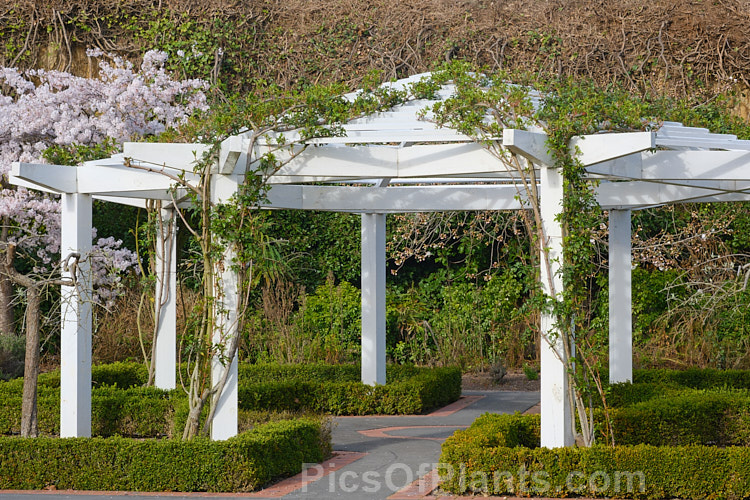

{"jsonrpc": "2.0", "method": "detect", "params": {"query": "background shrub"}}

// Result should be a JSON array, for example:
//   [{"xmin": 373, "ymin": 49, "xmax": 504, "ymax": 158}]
[{"xmin": 0, "ymin": 334, "xmax": 25, "ymax": 381}]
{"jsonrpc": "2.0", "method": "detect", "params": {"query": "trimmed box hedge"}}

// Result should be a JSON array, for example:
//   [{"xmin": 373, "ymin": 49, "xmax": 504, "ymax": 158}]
[
  {"xmin": 440, "ymin": 369, "xmax": 750, "ymax": 498},
  {"xmin": 0, "ymin": 385, "xmax": 182, "ymax": 437},
  {"xmin": 0, "ymin": 418, "xmax": 328, "ymax": 492},
  {"xmin": 439, "ymin": 413, "xmax": 750, "ymax": 499},
  {"xmin": 603, "ymin": 388, "xmax": 750, "ymax": 446},
  {"xmin": 238, "ymin": 363, "xmax": 461, "ymax": 415},
  {"xmin": 0, "ymin": 362, "xmax": 461, "ymax": 436}
]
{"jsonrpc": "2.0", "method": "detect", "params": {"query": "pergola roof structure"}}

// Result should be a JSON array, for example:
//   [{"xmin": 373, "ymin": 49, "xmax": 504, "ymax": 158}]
[{"xmin": 11, "ymin": 72, "xmax": 750, "ymax": 446}]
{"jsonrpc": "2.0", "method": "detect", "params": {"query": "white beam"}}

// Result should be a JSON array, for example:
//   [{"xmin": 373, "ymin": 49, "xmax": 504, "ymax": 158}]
[
  {"xmin": 361, "ymin": 213, "xmax": 386, "ymax": 386},
  {"xmin": 263, "ymin": 185, "xmax": 526, "ymax": 212},
  {"xmin": 211, "ymin": 247, "xmax": 239, "ymax": 441},
  {"xmin": 271, "ymin": 143, "xmax": 507, "ymax": 179},
  {"xmin": 572, "ymin": 132, "xmax": 654, "ymax": 166},
  {"xmin": 609, "ymin": 209, "xmax": 633, "ymax": 383},
  {"xmin": 588, "ymin": 150, "xmax": 750, "ymax": 181},
  {"xmin": 503, "ymin": 129, "xmax": 554, "ymax": 165},
  {"xmin": 304, "ymin": 129, "xmax": 472, "ymax": 144},
  {"xmin": 76, "ymin": 164, "xmax": 200, "ymax": 194},
  {"xmin": 93, "ymin": 195, "xmax": 148, "ymax": 208},
  {"xmin": 10, "ymin": 162, "xmax": 77, "ymax": 193},
  {"xmin": 154, "ymin": 208, "xmax": 177, "ymax": 390},
  {"xmin": 123, "ymin": 142, "xmax": 211, "ymax": 172},
  {"xmin": 219, "ymin": 135, "xmax": 245, "ymax": 174},
  {"xmin": 595, "ymin": 180, "xmax": 750, "ymax": 209},
  {"xmin": 539, "ymin": 165, "xmax": 574, "ymax": 448},
  {"xmin": 60, "ymin": 193, "xmax": 93, "ymax": 438}
]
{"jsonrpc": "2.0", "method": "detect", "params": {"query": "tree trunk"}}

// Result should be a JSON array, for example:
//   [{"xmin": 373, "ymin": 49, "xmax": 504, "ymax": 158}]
[
  {"xmin": 20, "ymin": 285, "xmax": 40, "ymax": 438},
  {"xmin": 3, "ymin": 244, "xmax": 42, "ymax": 438},
  {"xmin": 0, "ymin": 274, "xmax": 15, "ymax": 336},
  {"xmin": 182, "ymin": 387, "xmax": 208, "ymax": 440},
  {"xmin": 0, "ymin": 218, "xmax": 15, "ymax": 336}
]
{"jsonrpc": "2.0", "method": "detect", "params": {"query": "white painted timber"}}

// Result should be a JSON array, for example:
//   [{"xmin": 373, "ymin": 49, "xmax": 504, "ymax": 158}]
[
  {"xmin": 503, "ymin": 129, "xmax": 554, "ymax": 166},
  {"xmin": 609, "ymin": 209, "xmax": 633, "ymax": 383},
  {"xmin": 77, "ymin": 164, "xmax": 201, "ymax": 193},
  {"xmin": 211, "ymin": 247, "xmax": 239, "ymax": 441},
  {"xmin": 361, "ymin": 213, "xmax": 386, "ymax": 386},
  {"xmin": 10, "ymin": 162, "xmax": 77, "ymax": 193},
  {"xmin": 93, "ymin": 195, "xmax": 148, "ymax": 208},
  {"xmin": 219, "ymin": 135, "xmax": 245, "ymax": 174},
  {"xmin": 264, "ymin": 185, "xmax": 526, "ymax": 212},
  {"xmin": 587, "ymin": 151, "xmax": 750, "ymax": 181},
  {"xmin": 304, "ymin": 129, "xmax": 472, "ymax": 144},
  {"xmin": 271, "ymin": 143, "xmax": 508, "ymax": 179},
  {"xmin": 60, "ymin": 193, "xmax": 93, "ymax": 438},
  {"xmin": 539, "ymin": 165, "xmax": 574, "ymax": 448},
  {"xmin": 211, "ymin": 175, "xmax": 241, "ymax": 204},
  {"xmin": 123, "ymin": 142, "xmax": 212, "ymax": 171},
  {"xmin": 594, "ymin": 180, "xmax": 750, "ymax": 209},
  {"xmin": 17, "ymin": 72, "xmax": 750, "ymax": 451},
  {"xmin": 154, "ymin": 208, "xmax": 177, "ymax": 390},
  {"xmin": 88, "ymin": 189, "xmax": 192, "ymax": 203},
  {"xmin": 572, "ymin": 132, "xmax": 654, "ymax": 167}
]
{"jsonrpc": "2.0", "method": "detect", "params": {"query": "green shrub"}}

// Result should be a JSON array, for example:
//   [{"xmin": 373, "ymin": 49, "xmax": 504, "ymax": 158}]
[
  {"xmin": 600, "ymin": 371, "xmax": 750, "ymax": 446},
  {"xmin": 301, "ymin": 278, "xmax": 361, "ymax": 355},
  {"xmin": 604, "ymin": 389, "xmax": 750, "ymax": 446},
  {"xmin": 10, "ymin": 361, "xmax": 148, "ymax": 390},
  {"xmin": 239, "ymin": 362, "xmax": 360, "ymax": 384},
  {"xmin": 632, "ymin": 367, "xmax": 750, "ymax": 389},
  {"xmin": 0, "ymin": 334, "xmax": 25, "ymax": 381},
  {"xmin": 0, "ymin": 362, "xmax": 461, "ymax": 436},
  {"xmin": 238, "ymin": 364, "xmax": 461, "ymax": 415},
  {"xmin": 0, "ymin": 384, "xmax": 180, "ymax": 437},
  {"xmin": 523, "ymin": 363, "xmax": 539, "ymax": 381},
  {"xmin": 91, "ymin": 386, "xmax": 174, "ymax": 437},
  {"xmin": 0, "ymin": 419, "xmax": 328, "ymax": 492},
  {"xmin": 92, "ymin": 362, "xmax": 148, "ymax": 388},
  {"xmin": 439, "ymin": 413, "xmax": 750, "ymax": 498},
  {"xmin": 603, "ymin": 381, "xmax": 683, "ymax": 407}
]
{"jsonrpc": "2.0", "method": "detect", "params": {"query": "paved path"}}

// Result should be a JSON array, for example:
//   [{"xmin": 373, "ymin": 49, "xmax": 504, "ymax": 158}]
[{"xmin": 0, "ymin": 390, "xmax": 540, "ymax": 500}]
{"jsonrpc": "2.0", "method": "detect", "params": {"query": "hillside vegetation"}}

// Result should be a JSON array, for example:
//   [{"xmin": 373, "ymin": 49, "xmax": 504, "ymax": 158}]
[{"xmin": 4, "ymin": 0, "xmax": 750, "ymax": 107}]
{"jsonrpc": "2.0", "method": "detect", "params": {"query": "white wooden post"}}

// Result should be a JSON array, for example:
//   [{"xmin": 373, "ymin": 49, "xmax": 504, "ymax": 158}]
[
  {"xmin": 361, "ymin": 213, "xmax": 386, "ymax": 386},
  {"xmin": 609, "ymin": 209, "xmax": 633, "ymax": 383},
  {"xmin": 211, "ymin": 247, "xmax": 239, "ymax": 440},
  {"xmin": 60, "ymin": 193, "xmax": 93, "ymax": 438},
  {"xmin": 539, "ymin": 166, "xmax": 574, "ymax": 448},
  {"xmin": 154, "ymin": 208, "xmax": 177, "ymax": 390}
]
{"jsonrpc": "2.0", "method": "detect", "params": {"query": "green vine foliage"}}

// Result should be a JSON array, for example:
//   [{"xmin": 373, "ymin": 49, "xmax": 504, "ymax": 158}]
[{"xmin": 162, "ymin": 77, "xmax": 423, "ymax": 438}]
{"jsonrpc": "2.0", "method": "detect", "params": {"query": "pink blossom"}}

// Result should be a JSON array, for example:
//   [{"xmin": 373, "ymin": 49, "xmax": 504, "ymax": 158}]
[{"xmin": 1, "ymin": 50, "xmax": 208, "ymax": 304}]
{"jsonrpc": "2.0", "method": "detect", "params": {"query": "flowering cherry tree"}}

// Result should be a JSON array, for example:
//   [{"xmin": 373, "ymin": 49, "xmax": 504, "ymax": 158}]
[{"xmin": 0, "ymin": 49, "xmax": 208, "ymax": 436}]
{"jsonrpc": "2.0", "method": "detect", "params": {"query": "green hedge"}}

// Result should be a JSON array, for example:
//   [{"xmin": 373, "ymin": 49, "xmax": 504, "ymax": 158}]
[
  {"xmin": 632, "ymin": 367, "xmax": 750, "ymax": 389},
  {"xmin": 0, "ymin": 419, "xmax": 327, "ymax": 492},
  {"xmin": 0, "ymin": 385, "xmax": 181, "ymax": 437},
  {"xmin": 238, "ymin": 364, "xmax": 461, "ymax": 415},
  {"xmin": 440, "ymin": 413, "xmax": 750, "ymax": 499},
  {"xmin": 604, "ymin": 388, "xmax": 750, "ymax": 446},
  {"xmin": 0, "ymin": 363, "xmax": 461, "ymax": 436}
]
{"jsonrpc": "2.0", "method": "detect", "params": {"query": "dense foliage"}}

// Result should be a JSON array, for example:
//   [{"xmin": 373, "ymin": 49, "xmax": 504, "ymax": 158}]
[
  {"xmin": 0, "ymin": 361, "xmax": 461, "ymax": 436},
  {"xmin": 440, "ymin": 370, "xmax": 750, "ymax": 497},
  {"xmin": 0, "ymin": 419, "xmax": 327, "ymax": 492}
]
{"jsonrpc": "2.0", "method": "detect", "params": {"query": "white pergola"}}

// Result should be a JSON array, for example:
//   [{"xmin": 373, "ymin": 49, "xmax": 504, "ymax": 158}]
[{"xmin": 11, "ymin": 73, "xmax": 750, "ymax": 446}]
